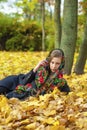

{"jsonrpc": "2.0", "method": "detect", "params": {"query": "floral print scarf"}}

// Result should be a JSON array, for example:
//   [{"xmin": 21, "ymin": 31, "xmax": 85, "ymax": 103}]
[
  {"xmin": 35, "ymin": 66, "xmax": 66, "ymax": 93},
  {"xmin": 15, "ymin": 66, "xmax": 66, "ymax": 96}
]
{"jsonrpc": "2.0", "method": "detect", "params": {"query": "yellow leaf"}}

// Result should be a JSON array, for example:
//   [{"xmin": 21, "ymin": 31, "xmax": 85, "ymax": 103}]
[
  {"xmin": 53, "ymin": 120, "xmax": 59, "ymax": 126},
  {"xmin": 5, "ymin": 115, "xmax": 13, "ymax": 124},
  {"xmin": 0, "ymin": 126, "xmax": 3, "ymax": 130},
  {"xmin": 83, "ymin": 112, "xmax": 87, "ymax": 116},
  {"xmin": 46, "ymin": 125, "xmax": 65, "ymax": 130},
  {"xmin": 20, "ymin": 119, "xmax": 30, "ymax": 125},
  {"xmin": 24, "ymin": 122, "xmax": 37, "ymax": 129},
  {"xmin": 76, "ymin": 92, "xmax": 85, "ymax": 97},
  {"xmin": 43, "ymin": 110, "xmax": 56, "ymax": 116},
  {"xmin": 0, "ymin": 96, "xmax": 11, "ymax": 117},
  {"xmin": 43, "ymin": 117, "xmax": 55, "ymax": 124},
  {"xmin": 39, "ymin": 93, "xmax": 52, "ymax": 101}
]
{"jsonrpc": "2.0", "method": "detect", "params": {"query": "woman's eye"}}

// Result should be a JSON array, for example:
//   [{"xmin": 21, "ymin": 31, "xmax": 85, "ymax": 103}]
[
  {"xmin": 51, "ymin": 61, "xmax": 54, "ymax": 64},
  {"xmin": 57, "ymin": 63, "xmax": 60, "ymax": 65}
]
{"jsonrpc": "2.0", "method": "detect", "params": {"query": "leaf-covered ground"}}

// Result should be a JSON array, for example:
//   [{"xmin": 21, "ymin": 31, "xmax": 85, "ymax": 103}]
[{"xmin": 0, "ymin": 51, "xmax": 87, "ymax": 130}]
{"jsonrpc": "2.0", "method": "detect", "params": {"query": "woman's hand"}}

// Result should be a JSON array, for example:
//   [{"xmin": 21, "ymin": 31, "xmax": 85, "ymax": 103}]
[{"xmin": 33, "ymin": 60, "xmax": 48, "ymax": 72}]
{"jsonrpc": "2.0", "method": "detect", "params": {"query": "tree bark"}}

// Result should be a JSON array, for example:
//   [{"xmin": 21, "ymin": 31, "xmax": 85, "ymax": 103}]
[
  {"xmin": 74, "ymin": 16, "xmax": 87, "ymax": 74},
  {"xmin": 54, "ymin": 0, "xmax": 61, "ymax": 48},
  {"xmin": 60, "ymin": 0, "xmax": 78, "ymax": 75},
  {"xmin": 41, "ymin": 0, "xmax": 45, "ymax": 51}
]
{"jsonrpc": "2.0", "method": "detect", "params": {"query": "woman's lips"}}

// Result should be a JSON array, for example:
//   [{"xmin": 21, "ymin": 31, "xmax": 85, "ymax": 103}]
[{"xmin": 52, "ymin": 69, "xmax": 56, "ymax": 72}]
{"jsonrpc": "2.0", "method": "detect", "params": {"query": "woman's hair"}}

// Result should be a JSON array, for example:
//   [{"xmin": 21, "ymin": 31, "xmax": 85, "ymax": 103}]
[{"xmin": 46, "ymin": 48, "xmax": 65, "ymax": 70}]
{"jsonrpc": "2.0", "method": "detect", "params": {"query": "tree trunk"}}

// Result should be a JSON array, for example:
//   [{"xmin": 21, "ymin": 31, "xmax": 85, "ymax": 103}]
[
  {"xmin": 0, "ymin": 35, "xmax": 8, "ymax": 50},
  {"xmin": 49, "ymin": 5, "xmax": 53, "ymax": 20},
  {"xmin": 74, "ymin": 16, "xmax": 87, "ymax": 74},
  {"xmin": 41, "ymin": 0, "xmax": 45, "ymax": 51},
  {"xmin": 54, "ymin": 0, "xmax": 61, "ymax": 48},
  {"xmin": 60, "ymin": 0, "xmax": 78, "ymax": 75}
]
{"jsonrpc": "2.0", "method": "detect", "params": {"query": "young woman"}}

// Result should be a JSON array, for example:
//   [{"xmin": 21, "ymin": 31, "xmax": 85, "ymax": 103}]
[{"xmin": 0, "ymin": 49, "xmax": 70, "ymax": 99}]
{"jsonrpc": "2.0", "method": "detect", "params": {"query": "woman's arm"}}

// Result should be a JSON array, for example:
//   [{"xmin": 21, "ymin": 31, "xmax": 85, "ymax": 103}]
[
  {"xmin": 18, "ymin": 69, "xmax": 36, "ymax": 85},
  {"xmin": 18, "ymin": 60, "xmax": 48, "ymax": 85},
  {"xmin": 33, "ymin": 60, "xmax": 48, "ymax": 73},
  {"xmin": 58, "ymin": 82, "xmax": 70, "ymax": 94}
]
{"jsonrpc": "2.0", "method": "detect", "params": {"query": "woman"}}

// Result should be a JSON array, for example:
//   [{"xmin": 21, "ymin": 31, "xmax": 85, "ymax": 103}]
[{"xmin": 0, "ymin": 49, "xmax": 70, "ymax": 99}]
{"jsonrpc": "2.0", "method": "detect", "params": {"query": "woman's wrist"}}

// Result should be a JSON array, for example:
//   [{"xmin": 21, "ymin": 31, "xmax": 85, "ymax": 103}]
[
  {"xmin": 33, "ymin": 68, "xmax": 37, "ymax": 73},
  {"xmin": 33, "ymin": 65, "xmax": 39, "ymax": 73},
  {"xmin": 33, "ymin": 60, "xmax": 47, "ymax": 73}
]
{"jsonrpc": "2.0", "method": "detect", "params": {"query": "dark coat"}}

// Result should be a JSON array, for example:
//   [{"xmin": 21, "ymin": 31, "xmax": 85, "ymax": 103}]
[
  {"xmin": 0, "ymin": 69, "xmax": 70, "ymax": 99},
  {"xmin": 0, "ymin": 69, "xmax": 35, "ymax": 93}
]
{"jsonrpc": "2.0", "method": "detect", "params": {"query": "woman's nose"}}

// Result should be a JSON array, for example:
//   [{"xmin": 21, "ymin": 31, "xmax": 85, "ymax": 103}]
[{"xmin": 53, "ymin": 64, "xmax": 56, "ymax": 68}]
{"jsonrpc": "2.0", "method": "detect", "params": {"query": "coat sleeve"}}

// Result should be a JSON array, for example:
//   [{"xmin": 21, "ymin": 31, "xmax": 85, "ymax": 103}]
[
  {"xmin": 58, "ymin": 83, "xmax": 71, "ymax": 94},
  {"xmin": 18, "ymin": 69, "xmax": 36, "ymax": 85}
]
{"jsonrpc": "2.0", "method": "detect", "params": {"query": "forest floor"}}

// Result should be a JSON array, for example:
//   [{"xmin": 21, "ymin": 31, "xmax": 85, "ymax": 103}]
[{"xmin": 0, "ymin": 51, "xmax": 87, "ymax": 130}]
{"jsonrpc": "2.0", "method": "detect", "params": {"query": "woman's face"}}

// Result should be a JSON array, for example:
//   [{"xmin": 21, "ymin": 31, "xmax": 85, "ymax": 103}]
[{"xmin": 50, "ymin": 57, "xmax": 62, "ymax": 73}]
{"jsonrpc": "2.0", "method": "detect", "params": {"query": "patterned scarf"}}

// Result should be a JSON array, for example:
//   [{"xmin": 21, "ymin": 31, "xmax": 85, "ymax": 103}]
[
  {"xmin": 15, "ymin": 66, "xmax": 66, "ymax": 96},
  {"xmin": 35, "ymin": 66, "xmax": 66, "ymax": 94}
]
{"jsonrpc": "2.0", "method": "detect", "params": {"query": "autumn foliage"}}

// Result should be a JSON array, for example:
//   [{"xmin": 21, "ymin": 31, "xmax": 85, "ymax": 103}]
[{"xmin": 0, "ymin": 51, "xmax": 87, "ymax": 130}]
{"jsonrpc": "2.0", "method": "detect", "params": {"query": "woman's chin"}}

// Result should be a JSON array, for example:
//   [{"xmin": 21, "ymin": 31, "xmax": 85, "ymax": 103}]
[{"xmin": 51, "ymin": 70, "xmax": 56, "ymax": 73}]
